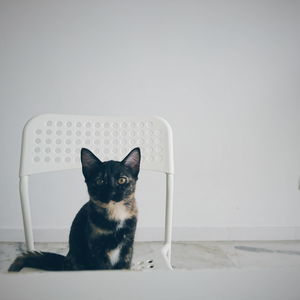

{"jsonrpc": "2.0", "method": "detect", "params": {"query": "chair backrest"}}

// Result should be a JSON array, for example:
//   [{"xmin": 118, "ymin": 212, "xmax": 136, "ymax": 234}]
[
  {"xmin": 19, "ymin": 114, "xmax": 174, "ymax": 269},
  {"xmin": 20, "ymin": 114, "xmax": 174, "ymax": 176}
]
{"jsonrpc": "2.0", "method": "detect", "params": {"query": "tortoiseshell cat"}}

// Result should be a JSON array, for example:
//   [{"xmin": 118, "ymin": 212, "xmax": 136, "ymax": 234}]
[{"xmin": 9, "ymin": 147, "xmax": 140, "ymax": 271}]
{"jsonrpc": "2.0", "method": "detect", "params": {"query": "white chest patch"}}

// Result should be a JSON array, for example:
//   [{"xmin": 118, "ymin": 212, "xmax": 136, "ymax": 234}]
[
  {"xmin": 108, "ymin": 245, "xmax": 122, "ymax": 266},
  {"xmin": 116, "ymin": 220, "xmax": 125, "ymax": 230},
  {"xmin": 107, "ymin": 202, "xmax": 130, "ymax": 222}
]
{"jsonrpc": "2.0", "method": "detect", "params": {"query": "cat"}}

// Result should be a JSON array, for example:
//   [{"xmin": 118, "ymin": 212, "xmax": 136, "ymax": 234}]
[{"xmin": 8, "ymin": 147, "xmax": 141, "ymax": 271}]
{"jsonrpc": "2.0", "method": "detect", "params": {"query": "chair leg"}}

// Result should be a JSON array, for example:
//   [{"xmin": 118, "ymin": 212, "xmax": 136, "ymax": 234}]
[
  {"xmin": 161, "ymin": 243, "xmax": 173, "ymax": 270},
  {"xmin": 19, "ymin": 176, "xmax": 34, "ymax": 251},
  {"xmin": 164, "ymin": 173, "xmax": 174, "ymax": 269}
]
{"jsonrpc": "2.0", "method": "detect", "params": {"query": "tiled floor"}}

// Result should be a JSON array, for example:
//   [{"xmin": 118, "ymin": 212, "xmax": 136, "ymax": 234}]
[{"xmin": 1, "ymin": 241, "xmax": 300, "ymax": 272}]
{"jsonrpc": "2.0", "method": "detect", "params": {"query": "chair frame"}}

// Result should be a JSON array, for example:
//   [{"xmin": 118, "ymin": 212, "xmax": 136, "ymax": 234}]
[{"xmin": 19, "ymin": 114, "xmax": 174, "ymax": 270}]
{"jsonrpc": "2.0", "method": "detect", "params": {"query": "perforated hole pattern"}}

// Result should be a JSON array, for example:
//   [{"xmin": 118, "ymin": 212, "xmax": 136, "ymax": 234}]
[{"xmin": 31, "ymin": 119, "xmax": 165, "ymax": 164}]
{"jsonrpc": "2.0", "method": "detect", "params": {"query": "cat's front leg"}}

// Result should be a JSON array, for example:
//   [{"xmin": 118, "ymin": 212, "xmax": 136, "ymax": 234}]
[{"xmin": 111, "ymin": 244, "xmax": 133, "ymax": 270}]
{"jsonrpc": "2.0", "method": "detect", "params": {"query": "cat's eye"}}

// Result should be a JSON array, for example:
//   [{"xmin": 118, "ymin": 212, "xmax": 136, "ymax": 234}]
[
  {"xmin": 117, "ymin": 177, "xmax": 127, "ymax": 185},
  {"xmin": 96, "ymin": 178, "xmax": 104, "ymax": 185}
]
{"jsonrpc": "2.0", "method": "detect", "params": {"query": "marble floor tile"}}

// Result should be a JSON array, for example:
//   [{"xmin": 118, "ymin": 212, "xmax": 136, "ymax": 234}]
[
  {"xmin": 230, "ymin": 241, "xmax": 300, "ymax": 269},
  {"xmin": 1, "ymin": 241, "xmax": 300, "ymax": 272},
  {"xmin": 171, "ymin": 242, "xmax": 236, "ymax": 269}
]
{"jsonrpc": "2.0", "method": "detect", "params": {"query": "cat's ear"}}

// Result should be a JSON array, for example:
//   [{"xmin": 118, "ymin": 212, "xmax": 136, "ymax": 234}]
[
  {"xmin": 81, "ymin": 148, "xmax": 102, "ymax": 178},
  {"xmin": 122, "ymin": 147, "xmax": 141, "ymax": 178}
]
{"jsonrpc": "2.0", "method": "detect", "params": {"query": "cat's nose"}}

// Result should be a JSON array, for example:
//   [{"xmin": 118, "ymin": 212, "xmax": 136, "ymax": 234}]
[{"xmin": 109, "ymin": 191, "xmax": 116, "ymax": 199}]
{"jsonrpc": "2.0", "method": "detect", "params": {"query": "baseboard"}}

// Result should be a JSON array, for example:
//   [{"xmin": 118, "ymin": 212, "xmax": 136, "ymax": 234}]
[{"xmin": 1, "ymin": 227, "xmax": 300, "ymax": 242}]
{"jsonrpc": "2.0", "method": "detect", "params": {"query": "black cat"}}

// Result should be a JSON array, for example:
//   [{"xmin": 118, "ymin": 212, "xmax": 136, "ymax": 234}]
[{"xmin": 9, "ymin": 147, "xmax": 141, "ymax": 271}]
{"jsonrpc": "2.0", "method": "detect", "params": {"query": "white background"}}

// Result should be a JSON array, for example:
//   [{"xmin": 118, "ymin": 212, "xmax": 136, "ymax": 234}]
[{"xmin": 0, "ymin": 0, "xmax": 300, "ymax": 241}]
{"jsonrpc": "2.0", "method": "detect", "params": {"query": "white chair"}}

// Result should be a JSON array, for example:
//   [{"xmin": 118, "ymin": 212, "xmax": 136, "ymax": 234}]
[{"xmin": 19, "ymin": 114, "xmax": 174, "ymax": 270}]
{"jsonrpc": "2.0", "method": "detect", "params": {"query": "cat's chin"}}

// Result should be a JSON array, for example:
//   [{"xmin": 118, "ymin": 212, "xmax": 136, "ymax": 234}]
[
  {"xmin": 110, "ymin": 199, "xmax": 123, "ymax": 203},
  {"xmin": 90, "ymin": 197, "xmax": 109, "ymax": 205},
  {"xmin": 90, "ymin": 197, "xmax": 123, "ymax": 204}
]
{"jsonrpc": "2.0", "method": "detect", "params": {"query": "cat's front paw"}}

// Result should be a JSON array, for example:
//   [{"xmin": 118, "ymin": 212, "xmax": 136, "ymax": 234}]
[{"xmin": 131, "ymin": 259, "xmax": 154, "ymax": 271}]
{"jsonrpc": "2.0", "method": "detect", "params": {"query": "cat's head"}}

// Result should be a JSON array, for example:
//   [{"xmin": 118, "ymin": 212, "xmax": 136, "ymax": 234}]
[{"xmin": 81, "ymin": 147, "xmax": 141, "ymax": 203}]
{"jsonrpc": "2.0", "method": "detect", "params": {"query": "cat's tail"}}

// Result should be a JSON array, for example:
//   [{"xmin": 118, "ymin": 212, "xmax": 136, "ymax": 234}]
[{"xmin": 8, "ymin": 251, "xmax": 66, "ymax": 272}]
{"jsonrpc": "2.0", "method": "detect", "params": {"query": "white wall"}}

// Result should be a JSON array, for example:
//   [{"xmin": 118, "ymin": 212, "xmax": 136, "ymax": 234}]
[{"xmin": 1, "ymin": 0, "xmax": 300, "ymax": 241}]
